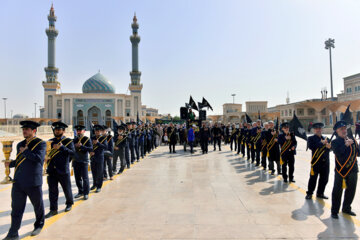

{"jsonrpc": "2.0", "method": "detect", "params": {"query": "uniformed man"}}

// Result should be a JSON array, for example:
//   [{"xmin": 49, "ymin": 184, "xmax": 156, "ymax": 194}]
[
  {"xmin": 137, "ymin": 124, "xmax": 145, "ymax": 159},
  {"xmin": 167, "ymin": 123, "xmax": 177, "ymax": 153},
  {"xmin": 113, "ymin": 126, "xmax": 127, "ymax": 174},
  {"xmin": 331, "ymin": 120, "xmax": 359, "ymax": 219},
  {"xmin": 73, "ymin": 125, "xmax": 93, "ymax": 201},
  {"xmin": 260, "ymin": 122, "xmax": 269, "ymax": 170},
  {"xmin": 103, "ymin": 126, "xmax": 113, "ymax": 180},
  {"xmin": 236, "ymin": 123, "xmax": 244, "ymax": 155},
  {"xmin": 147, "ymin": 124, "xmax": 153, "ymax": 153},
  {"xmin": 45, "ymin": 121, "xmax": 74, "ymax": 218},
  {"xmin": 212, "ymin": 123, "xmax": 222, "ymax": 151},
  {"xmin": 305, "ymin": 122, "xmax": 330, "ymax": 200},
  {"xmin": 230, "ymin": 124, "xmax": 238, "ymax": 151},
  {"xmin": 127, "ymin": 122, "xmax": 136, "ymax": 164},
  {"xmin": 266, "ymin": 121, "xmax": 281, "ymax": 175},
  {"xmin": 133, "ymin": 122, "xmax": 140, "ymax": 162},
  {"xmin": 90, "ymin": 125, "xmax": 108, "ymax": 193},
  {"xmin": 124, "ymin": 123, "xmax": 131, "ymax": 168},
  {"xmin": 278, "ymin": 122, "xmax": 297, "ymax": 183},
  {"xmin": 3, "ymin": 121, "xmax": 46, "ymax": 240},
  {"xmin": 245, "ymin": 123, "xmax": 251, "ymax": 160},
  {"xmin": 253, "ymin": 121, "xmax": 263, "ymax": 166}
]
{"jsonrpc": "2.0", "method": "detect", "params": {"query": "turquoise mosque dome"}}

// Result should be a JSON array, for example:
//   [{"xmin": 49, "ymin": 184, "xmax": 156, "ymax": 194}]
[{"xmin": 82, "ymin": 72, "xmax": 116, "ymax": 93}]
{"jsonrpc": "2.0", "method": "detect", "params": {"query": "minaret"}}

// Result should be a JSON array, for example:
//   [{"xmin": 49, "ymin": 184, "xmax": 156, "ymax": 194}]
[
  {"xmin": 42, "ymin": 4, "xmax": 61, "ymax": 118},
  {"xmin": 129, "ymin": 14, "xmax": 143, "ymax": 117}
]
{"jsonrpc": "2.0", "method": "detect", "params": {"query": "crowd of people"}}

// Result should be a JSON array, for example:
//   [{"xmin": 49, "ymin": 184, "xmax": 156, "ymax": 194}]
[{"xmin": 2, "ymin": 117, "xmax": 359, "ymax": 240}]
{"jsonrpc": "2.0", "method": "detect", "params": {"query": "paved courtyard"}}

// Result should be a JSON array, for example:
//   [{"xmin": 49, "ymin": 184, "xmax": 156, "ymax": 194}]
[{"xmin": 0, "ymin": 137, "xmax": 360, "ymax": 239}]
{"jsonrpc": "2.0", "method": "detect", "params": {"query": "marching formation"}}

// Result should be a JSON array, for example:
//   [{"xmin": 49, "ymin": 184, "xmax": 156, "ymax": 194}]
[
  {"xmin": 2, "ymin": 107, "xmax": 360, "ymax": 239},
  {"xmin": 2, "ymin": 120, "xmax": 161, "ymax": 240}
]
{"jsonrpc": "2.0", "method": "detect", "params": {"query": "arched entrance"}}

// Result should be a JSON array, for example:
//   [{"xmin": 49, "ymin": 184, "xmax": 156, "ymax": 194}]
[
  {"xmin": 88, "ymin": 106, "xmax": 101, "ymax": 125},
  {"xmin": 77, "ymin": 110, "xmax": 84, "ymax": 126},
  {"xmin": 105, "ymin": 110, "xmax": 112, "ymax": 128}
]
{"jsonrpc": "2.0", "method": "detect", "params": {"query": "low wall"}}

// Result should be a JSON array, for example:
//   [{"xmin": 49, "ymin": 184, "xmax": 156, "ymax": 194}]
[{"xmin": 0, "ymin": 125, "xmax": 73, "ymax": 136}]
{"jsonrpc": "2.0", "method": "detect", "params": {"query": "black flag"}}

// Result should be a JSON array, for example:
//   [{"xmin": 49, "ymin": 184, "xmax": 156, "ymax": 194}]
[
  {"xmin": 245, "ymin": 113, "xmax": 252, "ymax": 124},
  {"xmin": 189, "ymin": 96, "xmax": 199, "ymax": 111},
  {"xmin": 137, "ymin": 112, "xmax": 140, "ymax": 124},
  {"xmin": 289, "ymin": 113, "xmax": 307, "ymax": 141},
  {"xmin": 185, "ymin": 103, "xmax": 191, "ymax": 109},
  {"xmin": 341, "ymin": 104, "xmax": 354, "ymax": 139},
  {"xmin": 202, "ymin": 97, "xmax": 213, "ymax": 111},
  {"xmin": 198, "ymin": 102, "xmax": 205, "ymax": 110},
  {"xmin": 275, "ymin": 117, "xmax": 279, "ymax": 131},
  {"xmin": 112, "ymin": 119, "xmax": 119, "ymax": 138},
  {"xmin": 89, "ymin": 120, "xmax": 95, "ymax": 138}
]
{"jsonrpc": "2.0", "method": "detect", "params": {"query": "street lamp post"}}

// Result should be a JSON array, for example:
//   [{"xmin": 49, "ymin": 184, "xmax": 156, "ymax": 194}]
[
  {"xmin": 325, "ymin": 38, "xmax": 335, "ymax": 99},
  {"xmin": 34, "ymin": 103, "xmax": 37, "ymax": 118},
  {"xmin": 231, "ymin": 94, "xmax": 236, "ymax": 104},
  {"xmin": 2, "ymin": 98, "xmax": 7, "ymax": 119}
]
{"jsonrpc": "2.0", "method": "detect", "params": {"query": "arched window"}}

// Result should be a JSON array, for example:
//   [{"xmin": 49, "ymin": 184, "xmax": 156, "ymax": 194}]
[
  {"xmin": 77, "ymin": 110, "xmax": 84, "ymax": 126},
  {"xmin": 105, "ymin": 110, "xmax": 112, "ymax": 128}
]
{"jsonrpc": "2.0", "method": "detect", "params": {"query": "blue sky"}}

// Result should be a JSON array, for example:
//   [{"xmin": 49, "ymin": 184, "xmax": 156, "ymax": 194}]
[{"xmin": 1, "ymin": 0, "xmax": 360, "ymax": 118}]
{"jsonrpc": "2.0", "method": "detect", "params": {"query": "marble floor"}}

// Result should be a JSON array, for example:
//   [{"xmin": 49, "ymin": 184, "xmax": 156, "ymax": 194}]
[{"xmin": 0, "ymin": 138, "xmax": 360, "ymax": 239}]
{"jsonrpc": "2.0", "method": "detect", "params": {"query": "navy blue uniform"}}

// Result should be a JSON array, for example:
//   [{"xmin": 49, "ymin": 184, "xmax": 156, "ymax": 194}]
[
  {"xmin": 47, "ymin": 136, "xmax": 75, "ymax": 211},
  {"xmin": 331, "ymin": 137, "xmax": 359, "ymax": 215},
  {"xmin": 134, "ymin": 129, "xmax": 140, "ymax": 161},
  {"xmin": 73, "ymin": 135, "xmax": 93, "ymax": 195},
  {"xmin": 7, "ymin": 137, "xmax": 46, "ymax": 238},
  {"xmin": 260, "ymin": 129, "xmax": 268, "ymax": 169},
  {"xmin": 104, "ymin": 134, "xmax": 114, "ymax": 178},
  {"xmin": 113, "ymin": 134, "xmax": 127, "ymax": 173},
  {"xmin": 90, "ymin": 135, "xmax": 107, "ymax": 189},
  {"xmin": 266, "ymin": 129, "xmax": 281, "ymax": 174},
  {"xmin": 278, "ymin": 133, "xmax": 297, "ymax": 181},
  {"xmin": 128, "ymin": 130, "xmax": 136, "ymax": 163},
  {"xmin": 306, "ymin": 134, "xmax": 330, "ymax": 196}
]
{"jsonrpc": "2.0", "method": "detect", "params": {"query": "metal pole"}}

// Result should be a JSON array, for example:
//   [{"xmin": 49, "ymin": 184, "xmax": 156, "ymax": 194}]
[
  {"xmin": 34, "ymin": 103, "xmax": 37, "ymax": 118},
  {"xmin": 2, "ymin": 98, "xmax": 7, "ymax": 119},
  {"xmin": 329, "ymin": 47, "xmax": 334, "ymax": 99}
]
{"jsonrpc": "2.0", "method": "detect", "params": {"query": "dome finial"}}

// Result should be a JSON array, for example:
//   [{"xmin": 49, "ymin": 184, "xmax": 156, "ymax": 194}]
[{"xmin": 133, "ymin": 12, "xmax": 137, "ymax": 23}]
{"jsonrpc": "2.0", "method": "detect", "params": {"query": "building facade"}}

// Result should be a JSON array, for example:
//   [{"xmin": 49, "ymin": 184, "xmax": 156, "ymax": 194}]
[{"xmin": 40, "ymin": 5, "xmax": 157, "ymax": 128}]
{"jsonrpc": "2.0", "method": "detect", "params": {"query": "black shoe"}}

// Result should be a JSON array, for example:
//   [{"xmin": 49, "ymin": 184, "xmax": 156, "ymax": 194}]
[
  {"xmin": 74, "ymin": 193, "xmax": 83, "ymax": 199},
  {"xmin": 173, "ymin": 151, "xmax": 176, "ymax": 153},
  {"xmin": 219, "ymin": 149, "xmax": 221, "ymax": 151},
  {"xmin": 2, "ymin": 236, "xmax": 19, "ymax": 240},
  {"xmin": 305, "ymin": 194, "xmax": 312, "ymax": 200},
  {"xmin": 214, "ymin": 148, "xmax": 216, "ymax": 151},
  {"xmin": 83, "ymin": 195, "xmax": 89, "ymax": 200},
  {"xmin": 271, "ymin": 170, "xmax": 275, "ymax": 175},
  {"xmin": 137, "ymin": 159, "xmax": 140, "ymax": 162},
  {"xmin": 90, "ymin": 186, "xmax": 96, "ymax": 191},
  {"xmin": 127, "ymin": 165, "xmax": 130, "ymax": 169},
  {"xmin": 95, "ymin": 188, "xmax": 101, "ymax": 193},
  {"xmin": 283, "ymin": 179, "xmax": 288, "ymax": 183},
  {"xmin": 65, "ymin": 205, "xmax": 72, "ymax": 212},
  {"xmin": 30, "ymin": 227, "xmax": 42, "ymax": 236},
  {"xmin": 316, "ymin": 194, "xmax": 328, "ymax": 199},
  {"xmin": 343, "ymin": 210, "xmax": 356, "ymax": 216},
  {"xmin": 45, "ymin": 210, "xmax": 58, "ymax": 218},
  {"xmin": 289, "ymin": 180, "xmax": 295, "ymax": 183},
  {"xmin": 331, "ymin": 213, "xmax": 339, "ymax": 219},
  {"xmin": 255, "ymin": 164, "xmax": 259, "ymax": 167}
]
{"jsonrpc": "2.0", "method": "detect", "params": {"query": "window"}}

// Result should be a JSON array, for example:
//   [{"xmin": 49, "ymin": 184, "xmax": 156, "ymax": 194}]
[
  {"xmin": 57, "ymin": 100, "xmax": 62, "ymax": 107},
  {"xmin": 125, "ymin": 109, "xmax": 131, "ymax": 116},
  {"xmin": 347, "ymin": 87, "xmax": 352, "ymax": 93},
  {"xmin": 297, "ymin": 109, "xmax": 304, "ymax": 116},
  {"xmin": 356, "ymin": 86, "xmax": 358, "ymax": 92},
  {"xmin": 126, "ymin": 100, "xmax": 131, "ymax": 107},
  {"xmin": 289, "ymin": 109, "xmax": 292, "ymax": 116},
  {"xmin": 308, "ymin": 108, "xmax": 315, "ymax": 116}
]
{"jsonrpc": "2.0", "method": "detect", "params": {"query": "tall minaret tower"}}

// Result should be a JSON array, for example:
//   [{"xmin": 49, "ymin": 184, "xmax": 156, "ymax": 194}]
[
  {"xmin": 42, "ymin": 4, "xmax": 61, "ymax": 118},
  {"xmin": 129, "ymin": 14, "xmax": 143, "ymax": 117}
]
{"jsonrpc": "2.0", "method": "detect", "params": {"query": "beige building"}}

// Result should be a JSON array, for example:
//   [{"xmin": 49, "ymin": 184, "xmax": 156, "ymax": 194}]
[
  {"xmin": 245, "ymin": 101, "xmax": 267, "ymax": 113},
  {"xmin": 337, "ymin": 73, "xmax": 360, "ymax": 102}
]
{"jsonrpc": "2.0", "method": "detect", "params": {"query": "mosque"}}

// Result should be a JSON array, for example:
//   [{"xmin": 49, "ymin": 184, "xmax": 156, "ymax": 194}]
[{"xmin": 40, "ymin": 5, "xmax": 158, "ymax": 128}]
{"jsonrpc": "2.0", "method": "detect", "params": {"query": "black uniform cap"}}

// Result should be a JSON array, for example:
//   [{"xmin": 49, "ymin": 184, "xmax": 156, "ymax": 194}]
[
  {"xmin": 93, "ymin": 124, "xmax": 104, "ymax": 130},
  {"xmin": 333, "ymin": 120, "xmax": 347, "ymax": 131},
  {"xmin": 280, "ymin": 122, "xmax": 289, "ymax": 129},
  {"xmin": 52, "ymin": 121, "xmax": 68, "ymax": 129},
  {"xmin": 74, "ymin": 125, "xmax": 86, "ymax": 130},
  {"xmin": 312, "ymin": 122, "xmax": 324, "ymax": 129},
  {"xmin": 20, "ymin": 120, "xmax": 40, "ymax": 129}
]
